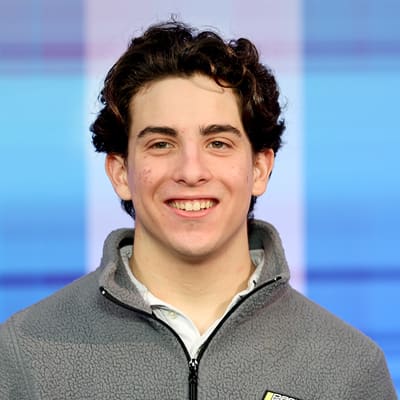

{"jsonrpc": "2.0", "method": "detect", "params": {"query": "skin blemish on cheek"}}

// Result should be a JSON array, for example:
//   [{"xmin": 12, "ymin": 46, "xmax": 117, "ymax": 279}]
[{"xmin": 140, "ymin": 168, "xmax": 153, "ymax": 183}]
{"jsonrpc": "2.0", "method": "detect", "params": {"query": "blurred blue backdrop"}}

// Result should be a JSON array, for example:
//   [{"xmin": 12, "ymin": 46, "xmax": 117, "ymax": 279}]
[{"xmin": 1, "ymin": 0, "xmax": 399, "ymax": 393}]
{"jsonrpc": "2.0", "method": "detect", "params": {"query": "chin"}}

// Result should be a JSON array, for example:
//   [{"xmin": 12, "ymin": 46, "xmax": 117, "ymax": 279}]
[{"xmin": 171, "ymin": 242, "xmax": 219, "ymax": 262}]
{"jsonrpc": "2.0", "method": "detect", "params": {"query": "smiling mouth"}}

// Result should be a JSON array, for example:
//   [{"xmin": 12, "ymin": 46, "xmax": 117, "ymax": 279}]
[{"xmin": 167, "ymin": 199, "xmax": 217, "ymax": 211}]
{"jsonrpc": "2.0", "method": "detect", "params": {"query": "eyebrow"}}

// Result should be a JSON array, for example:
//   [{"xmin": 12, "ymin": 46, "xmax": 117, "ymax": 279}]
[
  {"xmin": 137, "ymin": 126, "xmax": 177, "ymax": 139},
  {"xmin": 200, "ymin": 124, "xmax": 242, "ymax": 137},
  {"xmin": 137, "ymin": 124, "xmax": 242, "ymax": 139}
]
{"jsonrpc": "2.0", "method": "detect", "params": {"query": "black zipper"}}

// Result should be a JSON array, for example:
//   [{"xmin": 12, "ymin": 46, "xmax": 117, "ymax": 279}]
[
  {"xmin": 100, "ymin": 274, "xmax": 282, "ymax": 399},
  {"xmin": 188, "ymin": 358, "xmax": 199, "ymax": 400}
]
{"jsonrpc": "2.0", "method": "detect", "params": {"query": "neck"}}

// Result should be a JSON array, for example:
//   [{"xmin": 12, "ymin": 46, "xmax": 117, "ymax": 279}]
[{"xmin": 130, "ymin": 231, "xmax": 254, "ymax": 334}]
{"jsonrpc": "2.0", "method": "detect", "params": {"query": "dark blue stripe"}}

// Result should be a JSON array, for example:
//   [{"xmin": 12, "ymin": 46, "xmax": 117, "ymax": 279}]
[
  {"xmin": 307, "ymin": 268, "xmax": 400, "ymax": 282},
  {"xmin": 2, "ymin": 268, "xmax": 400, "ymax": 287},
  {"xmin": 0, "ymin": 273, "xmax": 83, "ymax": 287}
]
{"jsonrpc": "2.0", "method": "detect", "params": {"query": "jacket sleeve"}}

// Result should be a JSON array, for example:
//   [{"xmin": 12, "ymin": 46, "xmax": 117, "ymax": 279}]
[
  {"xmin": 352, "ymin": 345, "xmax": 398, "ymax": 399},
  {"xmin": 0, "ymin": 319, "xmax": 31, "ymax": 400}
]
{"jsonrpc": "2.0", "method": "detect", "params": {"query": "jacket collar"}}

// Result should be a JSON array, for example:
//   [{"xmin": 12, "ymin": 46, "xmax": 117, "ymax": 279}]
[
  {"xmin": 98, "ymin": 219, "xmax": 290, "ymax": 312},
  {"xmin": 248, "ymin": 219, "xmax": 291, "ymax": 284}
]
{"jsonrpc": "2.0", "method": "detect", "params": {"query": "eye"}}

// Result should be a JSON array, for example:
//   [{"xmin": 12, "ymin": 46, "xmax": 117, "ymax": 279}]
[
  {"xmin": 150, "ymin": 141, "xmax": 173, "ymax": 149},
  {"xmin": 208, "ymin": 140, "xmax": 230, "ymax": 149}
]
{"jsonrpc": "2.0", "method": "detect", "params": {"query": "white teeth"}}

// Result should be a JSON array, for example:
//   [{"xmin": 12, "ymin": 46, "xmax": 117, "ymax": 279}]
[
  {"xmin": 193, "ymin": 201, "xmax": 201, "ymax": 211},
  {"xmin": 169, "ymin": 200, "xmax": 215, "ymax": 211}
]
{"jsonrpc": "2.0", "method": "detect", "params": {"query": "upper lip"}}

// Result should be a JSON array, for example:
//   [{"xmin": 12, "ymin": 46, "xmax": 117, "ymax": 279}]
[{"xmin": 165, "ymin": 195, "xmax": 218, "ymax": 202}]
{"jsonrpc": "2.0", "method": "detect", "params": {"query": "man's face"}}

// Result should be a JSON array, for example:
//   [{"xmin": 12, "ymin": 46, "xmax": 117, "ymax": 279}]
[{"xmin": 107, "ymin": 74, "xmax": 274, "ymax": 262}]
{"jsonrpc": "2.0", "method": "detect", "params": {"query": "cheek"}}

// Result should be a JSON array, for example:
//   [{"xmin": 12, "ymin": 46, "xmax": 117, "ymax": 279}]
[
  {"xmin": 128, "ymin": 167, "xmax": 153, "ymax": 198},
  {"xmin": 228, "ymin": 164, "xmax": 254, "ymax": 190},
  {"xmin": 129, "ymin": 154, "xmax": 154, "ymax": 185},
  {"xmin": 230, "ymin": 157, "xmax": 254, "ymax": 183}
]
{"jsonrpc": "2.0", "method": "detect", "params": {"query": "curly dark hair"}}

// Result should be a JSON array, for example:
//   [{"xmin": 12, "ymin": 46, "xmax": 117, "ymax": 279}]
[{"xmin": 91, "ymin": 20, "xmax": 285, "ymax": 219}]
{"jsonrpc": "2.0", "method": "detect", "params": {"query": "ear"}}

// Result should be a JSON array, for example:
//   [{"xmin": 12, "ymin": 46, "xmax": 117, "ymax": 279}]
[
  {"xmin": 252, "ymin": 149, "xmax": 275, "ymax": 196},
  {"xmin": 105, "ymin": 154, "xmax": 132, "ymax": 200}
]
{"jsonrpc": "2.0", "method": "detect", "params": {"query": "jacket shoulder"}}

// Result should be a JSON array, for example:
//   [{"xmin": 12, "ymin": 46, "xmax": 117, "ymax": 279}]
[
  {"xmin": 285, "ymin": 288, "xmax": 379, "ymax": 350},
  {"xmin": 0, "ymin": 270, "xmax": 101, "ymax": 339},
  {"xmin": 0, "ymin": 272, "xmax": 99, "ymax": 400}
]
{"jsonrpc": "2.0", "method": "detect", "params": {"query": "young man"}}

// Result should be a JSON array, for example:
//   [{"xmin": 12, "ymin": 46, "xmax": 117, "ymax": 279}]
[{"xmin": 0, "ymin": 21, "xmax": 397, "ymax": 399}]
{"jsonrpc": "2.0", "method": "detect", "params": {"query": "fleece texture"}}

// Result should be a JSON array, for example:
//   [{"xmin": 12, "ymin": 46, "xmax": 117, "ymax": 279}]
[{"xmin": 0, "ymin": 220, "xmax": 397, "ymax": 399}]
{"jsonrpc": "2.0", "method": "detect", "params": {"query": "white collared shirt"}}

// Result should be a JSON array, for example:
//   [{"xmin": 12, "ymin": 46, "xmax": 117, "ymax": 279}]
[{"xmin": 120, "ymin": 246, "xmax": 264, "ymax": 358}]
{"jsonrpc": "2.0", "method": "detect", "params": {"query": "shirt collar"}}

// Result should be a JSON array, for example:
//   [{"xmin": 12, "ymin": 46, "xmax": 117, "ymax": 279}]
[{"xmin": 119, "ymin": 245, "xmax": 265, "ymax": 308}]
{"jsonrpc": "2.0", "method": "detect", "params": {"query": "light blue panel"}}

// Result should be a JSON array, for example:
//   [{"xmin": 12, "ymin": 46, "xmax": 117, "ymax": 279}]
[
  {"xmin": 0, "ymin": 0, "xmax": 85, "ymax": 322},
  {"xmin": 306, "ymin": 72, "xmax": 400, "ymax": 269},
  {"xmin": 305, "ymin": 0, "xmax": 400, "ymax": 393},
  {"xmin": 0, "ymin": 76, "xmax": 85, "ymax": 321},
  {"xmin": 305, "ymin": 71, "xmax": 400, "ymax": 393}
]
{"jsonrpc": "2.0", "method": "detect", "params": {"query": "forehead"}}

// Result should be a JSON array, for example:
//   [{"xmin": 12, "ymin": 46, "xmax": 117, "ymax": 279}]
[{"xmin": 128, "ymin": 75, "xmax": 243, "ymax": 133}]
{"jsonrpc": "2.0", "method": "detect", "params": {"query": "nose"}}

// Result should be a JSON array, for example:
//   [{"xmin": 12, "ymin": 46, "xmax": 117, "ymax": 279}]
[{"xmin": 172, "ymin": 143, "xmax": 212, "ymax": 186}]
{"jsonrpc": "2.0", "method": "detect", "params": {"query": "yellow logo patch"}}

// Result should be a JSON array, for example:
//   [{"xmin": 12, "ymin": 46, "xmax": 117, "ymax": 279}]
[{"xmin": 263, "ymin": 391, "xmax": 302, "ymax": 400}]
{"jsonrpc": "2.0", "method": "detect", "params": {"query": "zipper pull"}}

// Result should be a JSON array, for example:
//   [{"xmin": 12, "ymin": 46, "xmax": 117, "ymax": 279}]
[{"xmin": 188, "ymin": 358, "xmax": 198, "ymax": 400}]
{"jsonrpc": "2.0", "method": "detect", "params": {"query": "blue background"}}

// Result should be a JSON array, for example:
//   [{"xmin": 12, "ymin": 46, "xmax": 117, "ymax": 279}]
[
  {"xmin": 304, "ymin": 0, "xmax": 400, "ymax": 391},
  {"xmin": 1, "ymin": 0, "xmax": 399, "ymax": 393}
]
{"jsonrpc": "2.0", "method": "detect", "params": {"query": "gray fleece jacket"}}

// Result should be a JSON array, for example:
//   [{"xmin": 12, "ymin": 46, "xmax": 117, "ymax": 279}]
[{"xmin": 0, "ymin": 220, "xmax": 397, "ymax": 399}]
